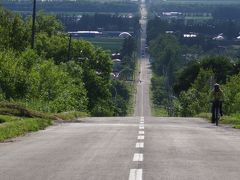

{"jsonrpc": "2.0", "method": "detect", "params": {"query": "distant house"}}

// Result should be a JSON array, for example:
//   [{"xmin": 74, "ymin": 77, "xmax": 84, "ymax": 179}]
[
  {"xmin": 162, "ymin": 12, "xmax": 182, "ymax": 16},
  {"xmin": 165, "ymin": 31, "xmax": 174, "ymax": 34},
  {"xmin": 111, "ymin": 53, "xmax": 122, "ymax": 60},
  {"xmin": 68, "ymin": 31, "xmax": 102, "ymax": 37},
  {"xmin": 161, "ymin": 12, "xmax": 183, "ymax": 19},
  {"xmin": 119, "ymin": 32, "xmax": 132, "ymax": 38},
  {"xmin": 183, "ymin": 33, "xmax": 197, "ymax": 38},
  {"xmin": 111, "ymin": 53, "xmax": 122, "ymax": 73},
  {"xmin": 213, "ymin": 33, "xmax": 225, "ymax": 41}
]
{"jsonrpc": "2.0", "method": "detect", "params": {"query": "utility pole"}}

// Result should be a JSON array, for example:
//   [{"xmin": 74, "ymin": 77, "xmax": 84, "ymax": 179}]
[
  {"xmin": 67, "ymin": 33, "xmax": 72, "ymax": 61},
  {"xmin": 31, "ymin": 0, "xmax": 36, "ymax": 49}
]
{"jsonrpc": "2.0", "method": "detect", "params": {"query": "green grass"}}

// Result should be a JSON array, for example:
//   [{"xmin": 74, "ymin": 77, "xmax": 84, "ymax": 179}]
[
  {"xmin": 126, "ymin": 81, "xmax": 135, "ymax": 116},
  {"xmin": 55, "ymin": 111, "xmax": 89, "ymax": 121},
  {"xmin": 196, "ymin": 112, "xmax": 211, "ymax": 120},
  {"xmin": 152, "ymin": 105, "xmax": 169, "ymax": 117},
  {"xmin": 82, "ymin": 37, "xmax": 124, "ymax": 52},
  {"xmin": 127, "ymin": 55, "xmax": 139, "ymax": 116},
  {"xmin": 221, "ymin": 114, "xmax": 240, "ymax": 129},
  {"xmin": 185, "ymin": 16, "xmax": 212, "ymax": 20},
  {"xmin": 0, "ymin": 102, "xmax": 89, "ymax": 142},
  {"xmin": 196, "ymin": 112, "xmax": 240, "ymax": 129},
  {"xmin": 0, "ymin": 102, "xmax": 56, "ymax": 120},
  {"xmin": 0, "ymin": 115, "xmax": 52, "ymax": 142}
]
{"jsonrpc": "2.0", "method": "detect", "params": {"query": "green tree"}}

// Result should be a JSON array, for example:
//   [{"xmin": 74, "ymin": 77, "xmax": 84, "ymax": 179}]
[
  {"xmin": 0, "ymin": 8, "xmax": 30, "ymax": 51},
  {"xmin": 35, "ymin": 12, "xmax": 63, "ymax": 37},
  {"xmin": 174, "ymin": 56, "xmax": 234, "ymax": 95},
  {"xmin": 177, "ymin": 69, "xmax": 214, "ymax": 117},
  {"xmin": 223, "ymin": 73, "xmax": 240, "ymax": 114}
]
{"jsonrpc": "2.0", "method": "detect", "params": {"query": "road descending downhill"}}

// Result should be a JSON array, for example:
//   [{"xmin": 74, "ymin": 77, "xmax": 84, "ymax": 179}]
[{"xmin": 1, "ymin": 1, "xmax": 240, "ymax": 180}]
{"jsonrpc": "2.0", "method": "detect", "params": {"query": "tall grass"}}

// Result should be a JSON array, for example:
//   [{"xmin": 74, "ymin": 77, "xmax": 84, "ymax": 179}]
[{"xmin": 0, "ymin": 115, "xmax": 52, "ymax": 142}]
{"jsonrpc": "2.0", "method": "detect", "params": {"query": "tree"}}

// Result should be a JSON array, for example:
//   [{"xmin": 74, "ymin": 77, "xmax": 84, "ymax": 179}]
[
  {"xmin": 174, "ymin": 62, "xmax": 201, "ymax": 95},
  {"xmin": 223, "ymin": 73, "xmax": 240, "ymax": 114},
  {"xmin": 149, "ymin": 34, "xmax": 181, "ymax": 82},
  {"xmin": 174, "ymin": 56, "xmax": 234, "ymax": 95},
  {"xmin": 33, "ymin": 12, "xmax": 63, "ymax": 37},
  {"xmin": 0, "ymin": 8, "xmax": 30, "ymax": 51},
  {"xmin": 177, "ymin": 69, "xmax": 214, "ymax": 117}
]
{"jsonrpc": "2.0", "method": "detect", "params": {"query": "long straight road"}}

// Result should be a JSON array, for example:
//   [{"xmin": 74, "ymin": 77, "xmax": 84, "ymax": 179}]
[
  {"xmin": 1, "ymin": 1, "xmax": 240, "ymax": 180},
  {"xmin": 134, "ymin": 1, "xmax": 151, "ymax": 117}
]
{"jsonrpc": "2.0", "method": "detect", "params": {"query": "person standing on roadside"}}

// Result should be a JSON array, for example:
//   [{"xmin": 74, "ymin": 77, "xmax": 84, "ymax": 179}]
[{"xmin": 210, "ymin": 83, "xmax": 224, "ymax": 123}]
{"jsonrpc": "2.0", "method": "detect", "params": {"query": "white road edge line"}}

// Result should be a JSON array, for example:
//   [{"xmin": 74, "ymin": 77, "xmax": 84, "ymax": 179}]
[
  {"xmin": 129, "ymin": 169, "xmax": 142, "ymax": 180},
  {"xmin": 136, "ymin": 142, "xmax": 144, "ymax": 148}
]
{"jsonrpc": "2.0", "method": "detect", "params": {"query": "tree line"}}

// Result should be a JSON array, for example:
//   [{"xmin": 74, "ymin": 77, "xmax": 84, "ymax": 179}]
[
  {"xmin": 57, "ymin": 14, "xmax": 140, "ymax": 32},
  {"xmin": 150, "ymin": 2, "xmax": 240, "ymax": 20},
  {"xmin": 1, "ymin": 1, "xmax": 138, "ymax": 14}
]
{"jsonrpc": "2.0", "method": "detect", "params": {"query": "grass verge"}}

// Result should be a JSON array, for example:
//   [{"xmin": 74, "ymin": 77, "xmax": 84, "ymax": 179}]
[
  {"xmin": 152, "ymin": 105, "xmax": 168, "ymax": 117},
  {"xmin": 196, "ymin": 112, "xmax": 240, "ymax": 129},
  {"xmin": 55, "ymin": 111, "xmax": 89, "ymax": 121},
  {"xmin": 127, "ymin": 52, "xmax": 138, "ymax": 116},
  {"xmin": 0, "ymin": 115, "xmax": 52, "ymax": 142},
  {"xmin": 126, "ymin": 81, "xmax": 135, "ymax": 116},
  {"xmin": 0, "ymin": 102, "xmax": 89, "ymax": 142}
]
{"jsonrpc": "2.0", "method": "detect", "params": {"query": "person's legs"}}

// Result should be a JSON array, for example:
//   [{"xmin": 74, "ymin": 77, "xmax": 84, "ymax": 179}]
[
  {"xmin": 220, "ymin": 102, "xmax": 223, "ymax": 116},
  {"xmin": 211, "ymin": 102, "xmax": 215, "ymax": 123}
]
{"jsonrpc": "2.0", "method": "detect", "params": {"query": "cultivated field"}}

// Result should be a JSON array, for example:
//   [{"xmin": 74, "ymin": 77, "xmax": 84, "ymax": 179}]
[{"xmin": 82, "ymin": 37, "xmax": 124, "ymax": 52}]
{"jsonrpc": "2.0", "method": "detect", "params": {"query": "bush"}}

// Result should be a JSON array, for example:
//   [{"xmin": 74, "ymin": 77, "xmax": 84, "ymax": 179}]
[
  {"xmin": 91, "ymin": 100, "xmax": 114, "ymax": 117},
  {"xmin": 177, "ymin": 69, "xmax": 213, "ymax": 116},
  {"xmin": 223, "ymin": 73, "xmax": 240, "ymax": 114},
  {"xmin": 0, "ymin": 49, "xmax": 88, "ymax": 113}
]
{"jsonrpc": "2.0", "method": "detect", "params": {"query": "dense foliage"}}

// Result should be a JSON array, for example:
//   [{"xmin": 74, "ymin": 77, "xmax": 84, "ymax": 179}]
[
  {"xmin": 147, "ymin": 4, "xmax": 240, "ymax": 117},
  {"xmin": 0, "ymin": 7, "xmax": 134, "ymax": 116}
]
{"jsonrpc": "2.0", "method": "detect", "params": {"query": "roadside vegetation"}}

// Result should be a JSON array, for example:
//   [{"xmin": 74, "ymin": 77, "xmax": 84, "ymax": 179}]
[
  {"xmin": 147, "ymin": 2, "xmax": 240, "ymax": 128},
  {"xmin": 0, "ymin": 5, "xmax": 138, "ymax": 116},
  {"xmin": 0, "ymin": 2, "xmax": 139, "ymax": 141},
  {"xmin": 0, "ymin": 115, "xmax": 52, "ymax": 142}
]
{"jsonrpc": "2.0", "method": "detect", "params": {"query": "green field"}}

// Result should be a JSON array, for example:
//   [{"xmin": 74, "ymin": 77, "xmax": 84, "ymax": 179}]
[
  {"xmin": 82, "ymin": 37, "xmax": 124, "ymax": 52},
  {"xmin": 185, "ymin": 16, "xmax": 212, "ymax": 20}
]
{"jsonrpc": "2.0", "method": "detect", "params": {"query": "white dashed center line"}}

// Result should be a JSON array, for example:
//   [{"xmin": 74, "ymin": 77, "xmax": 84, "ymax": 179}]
[
  {"xmin": 129, "ymin": 169, "xmax": 142, "ymax": 180},
  {"xmin": 133, "ymin": 153, "xmax": 144, "ymax": 161},
  {"xmin": 129, "ymin": 116, "xmax": 145, "ymax": 180},
  {"xmin": 137, "ymin": 135, "xmax": 144, "ymax": 140},
  {"xmin": 136, "ymin": 142, "xmax": 144, "ymax": 148}
]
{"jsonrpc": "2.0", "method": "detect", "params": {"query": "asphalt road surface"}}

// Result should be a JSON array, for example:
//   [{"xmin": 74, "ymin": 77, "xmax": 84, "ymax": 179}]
[{"xmin": 1, "ymin": 1, "xmax": 240, "ymax": 180}]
